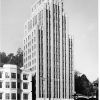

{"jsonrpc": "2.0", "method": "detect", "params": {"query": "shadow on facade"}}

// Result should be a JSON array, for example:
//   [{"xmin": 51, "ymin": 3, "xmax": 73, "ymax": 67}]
[{"xmin": 32, "ymin": 74, "xmax": 36, "ymax": 100}]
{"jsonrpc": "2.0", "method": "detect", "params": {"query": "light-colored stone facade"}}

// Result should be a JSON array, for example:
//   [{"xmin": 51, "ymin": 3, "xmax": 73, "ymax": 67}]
[
  {"xmin": 0, "ymin": 64, "xmax": 21, "ymax": 100},
  {"xmin": 23, "ymin": 0, "xmax": 74, "ymax": 100}
]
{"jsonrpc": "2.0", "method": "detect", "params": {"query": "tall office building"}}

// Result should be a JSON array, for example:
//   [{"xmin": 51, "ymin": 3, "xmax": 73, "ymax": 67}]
[{"xmin": 23, "ymin": 0, "xmax": 74, "ymax": 100}]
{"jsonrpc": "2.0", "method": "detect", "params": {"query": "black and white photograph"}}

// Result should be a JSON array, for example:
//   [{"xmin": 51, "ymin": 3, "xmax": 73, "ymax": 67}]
[{"xmin": 0, "ymin": 0, "xmax": 98, "ymax": 100}]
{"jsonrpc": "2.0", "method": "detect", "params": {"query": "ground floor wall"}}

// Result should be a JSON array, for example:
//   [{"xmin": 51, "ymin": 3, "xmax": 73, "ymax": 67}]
[{"xmin": 36, "ymin": 98, "xmax": 74, "ymax": 100}]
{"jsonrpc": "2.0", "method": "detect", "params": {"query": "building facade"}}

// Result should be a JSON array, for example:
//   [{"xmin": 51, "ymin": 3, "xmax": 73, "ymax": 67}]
[
  {"xmin": 69, "ymin": 36, "xmax": 74, "ymax": 98},
  {"xmin": 23, "ymin": 0, "xmax": 74, "ymax": 100},
  {"xmin": 0, "ymin": 64, "xmax": 21, "ymax": 100},
  {"xmin": 21, "ymin": 67, "xmax": 35, "ymax": 100}
]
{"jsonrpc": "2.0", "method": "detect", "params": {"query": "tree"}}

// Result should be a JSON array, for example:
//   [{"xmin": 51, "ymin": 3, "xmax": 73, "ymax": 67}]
[
  {"xmin": 0, "ymin": 52, "xmax": 8, "ymax": 66},
  {"xmin": 7, "ymin": 53, "xmax": 15, "ymax": 64},
  {"xmin": 17, "ymin": 48, "xmax": 23, "ymax": 56},
  {"xmin": 15, "ymin": 48, "xmax": 23, "ymax": 67},
  {"xmin": 75, "ymin": 71, "xmax": 94, "ymax": 96},
  {"xmin": 0, "ymin": 48, "xmax": 23, "ymax": 68},
  {"xmin": 80, "ymin": 74, "xmax": 90, "ymax": 96},
  {"xmin": 75, "ymin": 71, "xmax": 83, "ymax": 94}
]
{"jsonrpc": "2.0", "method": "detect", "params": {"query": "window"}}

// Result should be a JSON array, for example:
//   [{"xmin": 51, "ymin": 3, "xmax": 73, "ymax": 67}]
[
  {"xmin": 24, "ymin": 40, "xmax": 25, "ymax": 44},
  {"xmin": 26, "ymin": 38, "xmax": 27, "ymax": 42},
  {"xmin": 32, "ymin": 51, "xmax": 36, "ymax": 58},
  {"xmin": 0, "ymin": 82, "xmax": 2, "ymax": 88},
  {"xmin": 34, "ymin": 30, "xmax": 36, "ymax": 35},
  {"xmin": 23, "ymin": 93, "xmax": 28, "ymax": 100},
  {"xmin": 25, "ymin": 25, "xmax": 27, "ymax": 29},
  {"xmin": 32, "ymin": 46, "xmax": 33, "ymax": 51},
  {"xmin": 34, "ymin": 44, "xmax": 36, "ymax": 49},
  {"xmin": 17, "ymin": 74, "xmax": 20, "ymax": 79},
  {"xmin": 0, "ymin": 72, "xmax": 2, "ymax": 78},
  {"xmin": 32, "ymin": 59, "xmax": 36, "ymax": 65},
  {"xmin": 26, "ymin": 44, "xmax": 27, "ymax": 49},
  {"xmin": 25, "ymin": 31, "xmax": 27, "ymax": 34},
  {"xmin": 32, "ymin": 32, "xmax": 33, "ymax": 36},
  {"xmin": 32, "ymin": 53, "xmax": 34, "ymax": 58},
  {"xmin": 28, "ymin": 42, "xmax": 29, "ymax": 47},
  {"xmin": 5, "ymin": 93, "xmax": 10, "ymax": 99},
  {"xmin": 17, "ymin": 94, "xmax": 20, "ymax": 100},
  {"xmin": 33, "ymin": 17, "xmax": 34, "ymax": 27},
  {"xmin": 26, "ymin": 64, "xmax": 27, "ymax": 68},
  {"xmin": 30, "ymin": 41, "xmax": 31, "ymax": 46},
  {"xmin": 6, "ymin": 82, "xmax": 10, "ymax": 88},
  {"xmin": 28, "ymin": 62, "xmax": 30, "ymax": 66},
  {"xmin": 29, "ymin": 62, "xmax": 31, "ymax": 66},
  {"xmin": 32, "ymin": 39, "xmax": 33, "ymax": 44},
  {"xmin": 26, "ymin": 51, "xmax": 27, "ymax": 56},
  {"xmin": 38, "ymin": 12, "xmax": 41, "ymax": 25},
  {"xmin": 24, "ymin": 46, "xmax": 25, "ymax": 50},
  {"xmin": 23, "ymin": 83, "xmax": 28, "ymax": 89},
  {"xmin": 0, "ymin": 93, "xmax": 2, "ymax": 99},
  {"xmin": 30, "ymin": 48, "xmax": 31, "ymax": 53},
  {"xmin": 5, "ymin": 72, "xmax": 9, "ymax": 78},
  {"xmin": 23, "ymin": 74, "xmax": 28, "ymax": 80},
  {"xmin": 26, "ymin": 57, "xmax": 27, "ymax": 62},
  {"xmin": 28, "ymin": 36, "xmax": 30, "ymax": 40},
  {"xmin": 11, "ymin": 82, "xmax": 16, "ymax": 88},
  {"xmin": 17, "ymin": 83, "xmax": 20, "ymax": 89},
  {"xmin": 24, "ymin": 53, "xmax": 25, "ymax": 57},
  {"xmin": 35, "ymin": 15, "xmax": 37, "ymax": 25},
  {"xmin": 24, "ymin": 59, "xmax": 25, "ymax": 63},
  {"xmin": 11, "ymin": 73, "xmax": 16, "ymax": 79},
  {"xmin": 34, "ymin": 37, "xmax": 36, "ymax": 42},
  {"xmin": 11, "ymin": 93, "xmax": 16, "ymax": 99}
]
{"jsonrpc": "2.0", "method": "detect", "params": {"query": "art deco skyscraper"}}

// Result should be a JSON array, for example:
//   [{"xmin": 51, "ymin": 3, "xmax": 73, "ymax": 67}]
[{"xmin": 23, "ymin": 0, "xmax": 74, "ymax": 100}]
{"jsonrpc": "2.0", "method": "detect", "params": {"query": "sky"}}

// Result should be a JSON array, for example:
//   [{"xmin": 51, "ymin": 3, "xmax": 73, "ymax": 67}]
[{"xmin": 0, "ymin": 0, "xmax": 98, "ymax": 82}]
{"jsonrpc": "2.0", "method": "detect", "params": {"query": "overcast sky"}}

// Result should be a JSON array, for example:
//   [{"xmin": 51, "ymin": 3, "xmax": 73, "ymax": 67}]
[{"xmin": 0, "ymin": 0, "xmax": 98, "ymax": 82}]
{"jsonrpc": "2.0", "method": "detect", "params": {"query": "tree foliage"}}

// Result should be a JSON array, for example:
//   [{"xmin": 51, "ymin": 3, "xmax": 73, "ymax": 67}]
[
  {"xmin": 75, "ymin": 71, "xmax": 94, "ymax": 96},
  {"xmin": 0, "ymin": 48, "xmax": 23, "ymax": 67}
]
